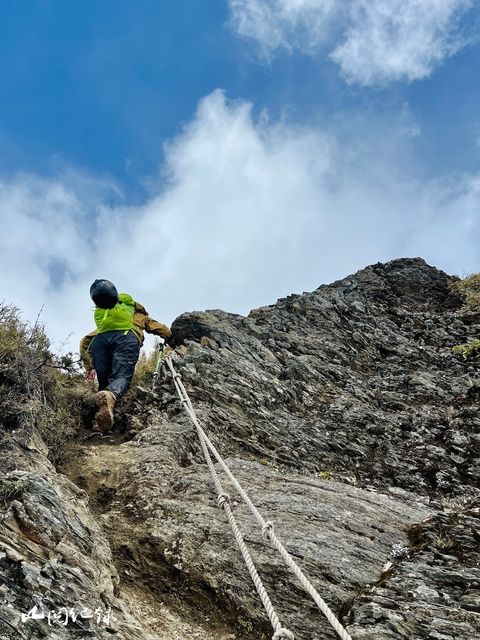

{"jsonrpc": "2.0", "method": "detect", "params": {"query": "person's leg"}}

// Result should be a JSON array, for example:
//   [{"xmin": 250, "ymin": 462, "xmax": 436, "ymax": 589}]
[
  {"xmin": 89, "ymin": 333, "xmax": 116, "ymax": 433},
  {"xmin": 89, "ymin": 334, "xmax": 112, "ymax": 391},
  {"xmin": 107, "ymin": 332, "xmax": 141, "ymax": 398}
]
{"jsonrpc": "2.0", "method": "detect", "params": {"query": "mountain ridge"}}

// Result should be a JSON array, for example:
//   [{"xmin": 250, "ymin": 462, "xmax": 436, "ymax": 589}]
[{"xmin": 0, "ymin": 257, "xmax": 479, "ymax": 639}]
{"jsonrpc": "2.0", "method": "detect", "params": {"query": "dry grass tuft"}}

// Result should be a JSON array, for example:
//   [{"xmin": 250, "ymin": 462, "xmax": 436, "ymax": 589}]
[
  {"xmin": 132, "ymin": 342, "xmax": 162, "ymax": 387},
  {"xmin": 0, "ymin": 303, "xmax": 84, "ymax": 464},
  {"xmin": 449, "ymin": 273, "xmax": 480, "ymax": 312}
]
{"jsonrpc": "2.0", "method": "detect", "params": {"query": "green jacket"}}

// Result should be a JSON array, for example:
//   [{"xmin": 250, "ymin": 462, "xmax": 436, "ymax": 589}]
[{"xmin": 80, "ymin": 295, "xmax": 172, "ymax": 370}]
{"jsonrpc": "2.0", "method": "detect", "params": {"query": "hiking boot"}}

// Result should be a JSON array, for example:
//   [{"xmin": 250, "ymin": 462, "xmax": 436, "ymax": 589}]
[{"xmin": 92, "ymin": 390, "xmax": 117, "ymax": 433}]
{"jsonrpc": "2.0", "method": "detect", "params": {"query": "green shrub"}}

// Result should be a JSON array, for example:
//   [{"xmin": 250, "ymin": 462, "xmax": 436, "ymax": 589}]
[
  {"xmin": 452, "ymin": 339, "xmax": 480, "ymax": 359},
  {"xmin": 317, "ymin": 470, "xmax": 333, "ymax": 480}
]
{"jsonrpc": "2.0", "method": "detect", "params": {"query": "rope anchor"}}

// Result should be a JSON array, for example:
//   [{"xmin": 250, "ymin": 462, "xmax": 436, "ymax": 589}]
[
  {"xmin": 217, "ymin": 492, "xmax": 230, "ymax": 508},
  {"xmin": 152, "ymin": 340, "xmax": 166, "ymax": 390},
  {"xmin": 262, "ymin": 521, "xmax": 274, "ymax": 540}
]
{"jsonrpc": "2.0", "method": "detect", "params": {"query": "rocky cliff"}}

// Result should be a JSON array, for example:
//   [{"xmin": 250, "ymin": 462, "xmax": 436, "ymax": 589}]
[{"xmin": 0, "ymin": 258, "xmax": 479, "ymax": 640}]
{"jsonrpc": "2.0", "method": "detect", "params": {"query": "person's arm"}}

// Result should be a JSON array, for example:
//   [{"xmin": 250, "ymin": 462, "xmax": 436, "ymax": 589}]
[
  {"xmin": 144, "ymin": 316, "xmax": 175, "ymax": 345},
  {"xmin": 79, "ymin": 331, "xmax": 97, "ymax": 372}
]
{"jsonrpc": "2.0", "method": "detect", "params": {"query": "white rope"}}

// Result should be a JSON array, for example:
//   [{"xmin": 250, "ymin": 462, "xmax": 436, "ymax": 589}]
[
  {"xmin": 165, "ymin": 356, "xmax": 293, "ymax": 639},
  {"xmin": 163, "ymin": 354, "xmax": 353, "ymax": 640}
]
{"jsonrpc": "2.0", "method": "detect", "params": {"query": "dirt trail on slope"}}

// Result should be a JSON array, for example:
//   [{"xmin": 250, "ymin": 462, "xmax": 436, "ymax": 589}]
[{"xmin": 60, "ymin": 423, "xmax": 254, "ymax": 640}]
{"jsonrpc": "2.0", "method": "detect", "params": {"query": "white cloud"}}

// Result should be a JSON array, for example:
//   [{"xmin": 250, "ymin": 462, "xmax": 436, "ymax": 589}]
[
  {"xmin": 229, "ymin": 0, "xmax": 475, "ymax": 85},
  {"xmin": 229, "ymin": 0, "xmax": 341, "ymax": 53},
  {"xmin": 0, "ymin": 173, "xmax": 121, "ymax": 352},
  {"xmin": 0, "ymin": 90, "xmax": 479, "ymax": 353},
  {"xmin": 331, "ymin": 0, "xmax": 473, "ymax": 85}
]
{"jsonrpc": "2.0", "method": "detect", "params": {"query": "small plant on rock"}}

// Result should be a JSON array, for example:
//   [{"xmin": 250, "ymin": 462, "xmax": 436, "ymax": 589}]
[
  {"xmin": 452, "ymin": 339, "xmax": 480, "ymax": 359},
  {"xmin": 317, "ymin": 470, "xmax": 333, "ymax": 480},
  {"xmin": 450, "ymin": 273, "xmax": 480, "ymax": 311},
  {"xmin": 0, "ymin": 478, "xmax": 25, "ymax": 509}
]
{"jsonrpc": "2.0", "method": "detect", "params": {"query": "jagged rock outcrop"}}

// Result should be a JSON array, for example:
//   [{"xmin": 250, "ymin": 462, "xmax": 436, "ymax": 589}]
[
  {"xmin": 169, "ymin": 257, "xmax": 479, "ymax": 497},
  {"xmin": 1, "ymin": 258, "xmax": 480, "ymax": 639},
  {"xmin": 0, "ymin": 312, "xmax": 157, "ymax": 639},
  {"xmin": 65, "ymin": 439, "xmax": 431, "ymax": 639}
]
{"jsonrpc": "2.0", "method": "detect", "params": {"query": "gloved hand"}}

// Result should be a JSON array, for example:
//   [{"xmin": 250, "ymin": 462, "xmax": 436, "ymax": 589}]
[{"xmin": 86, "ymin": 369, "xmax": 96, "ymax": 383}]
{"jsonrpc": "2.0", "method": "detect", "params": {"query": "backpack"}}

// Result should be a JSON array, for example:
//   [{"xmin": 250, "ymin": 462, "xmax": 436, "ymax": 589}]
[{"xmin": 94, "ymin": 293, "xmax": 136, "ymax": 334}]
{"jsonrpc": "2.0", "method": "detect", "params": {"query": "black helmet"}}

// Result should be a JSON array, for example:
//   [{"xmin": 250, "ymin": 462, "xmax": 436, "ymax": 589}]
[{"xmin": 90, "ymin": 279, "xmax": 119, "ymax": 309}]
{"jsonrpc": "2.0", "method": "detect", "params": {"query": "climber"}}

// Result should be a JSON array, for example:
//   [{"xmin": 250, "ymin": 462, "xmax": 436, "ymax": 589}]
[{"xmin": 79, "ymin": 279, "xmax": 175, "ymax": 433}]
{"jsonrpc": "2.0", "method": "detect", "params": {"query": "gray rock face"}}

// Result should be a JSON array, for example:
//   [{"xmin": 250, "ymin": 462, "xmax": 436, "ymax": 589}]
[
  {"xmin": 2, "ymin": 257, "xmax": 480, "ymax": 639},
  {"xmin": 0, "ymin": 421, "xmax": 155, "ymax": 637},
  {"xmin": 347, "ymin": 503, "xmax": 480, "ymax": 639},
  {"xmin": 169, "ymin": 257, "xmax": 479, "ymax": 499},
  {"xmin": 65, "ymin": 441, "xmax": 430, "ymax": 639}
]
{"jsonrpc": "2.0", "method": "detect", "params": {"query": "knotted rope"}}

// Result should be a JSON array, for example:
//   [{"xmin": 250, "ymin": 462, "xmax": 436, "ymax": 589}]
[{"xmin": 163, "ymin": 353, "xmax": 353, "ymax": 640}]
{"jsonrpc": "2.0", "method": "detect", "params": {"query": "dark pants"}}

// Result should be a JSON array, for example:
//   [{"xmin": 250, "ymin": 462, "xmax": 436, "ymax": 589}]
[{"xmin": 90, "ymin": 331, "xmax": 141, "ymax": 398}]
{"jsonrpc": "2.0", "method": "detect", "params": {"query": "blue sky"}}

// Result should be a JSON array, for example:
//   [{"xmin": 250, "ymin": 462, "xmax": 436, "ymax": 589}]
[
  {"xmin": 0, "ymin": 0, "xmax": 479, "ymax": 351},
  {"xmin": 1, "ymin": 1, "xmax": 479, "ymax": 186}
]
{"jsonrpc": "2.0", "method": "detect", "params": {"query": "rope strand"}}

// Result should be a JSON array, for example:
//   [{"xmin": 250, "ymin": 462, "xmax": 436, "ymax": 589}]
[
  {"xmin": 163, "ymin": 354, "xmax": 353, "ymax": 640},
  {"xmin": 168, "ymin": 359, "xmax": 292, "ymax": 639}
]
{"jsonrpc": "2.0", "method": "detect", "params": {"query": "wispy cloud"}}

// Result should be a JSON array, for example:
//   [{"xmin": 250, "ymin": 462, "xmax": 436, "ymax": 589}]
[
  {"xmin": 0, "ymin": 90, "xmax": 479, "ymax": 351},
  {"xmin": 0, "ymin": 172, "xmax": 117, "ymax": 349},
  {"xmin": 229, "ymin": 0, "xmax": 340, "ymax": 53},
  {"xmin": 229, "ymin": 0, "xmax": 476, "ymax": 85}
]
